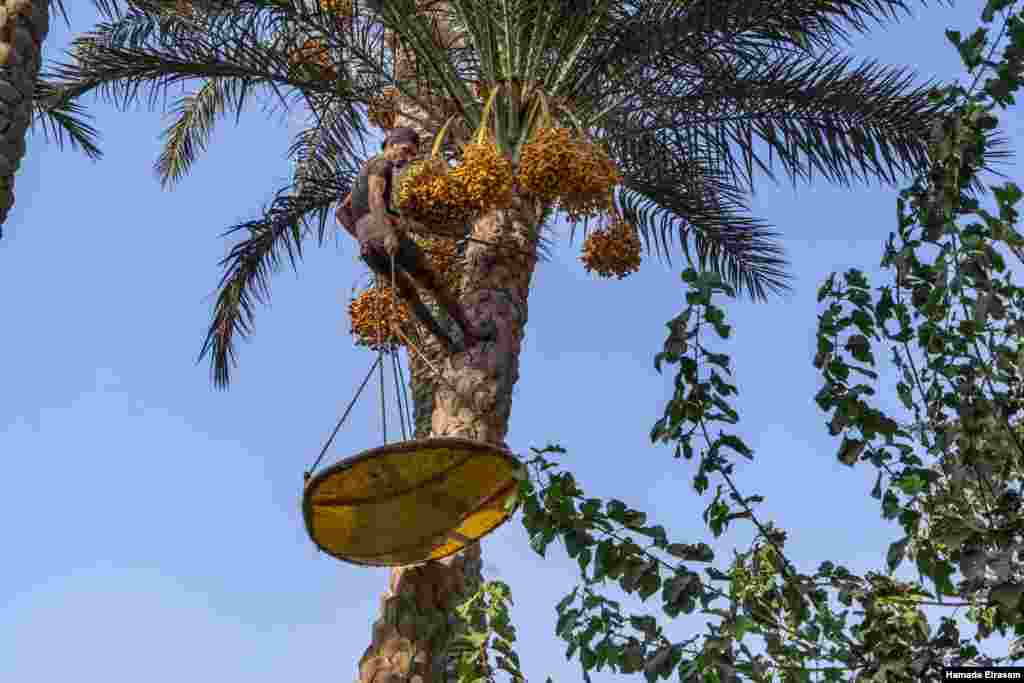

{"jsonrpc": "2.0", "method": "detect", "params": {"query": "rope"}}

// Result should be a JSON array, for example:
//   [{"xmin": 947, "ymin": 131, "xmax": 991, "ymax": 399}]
[
  {"xmin": 379, "ymin": 342, "xmax": 387, "ymax": 444},
  {"xmin": 380, "ymin": 247, "xmax": 401, "ymax": 445},
  {"xmin": 304, "ymin": 355, "xmax": 382, "ymax": 482},
  {"xmin": 395, "ymin": 348, "xmax": 415, "ymax": 437},
  {"xmin": 384, "ymin": 246, "xmax": 414, "ymax": 442},
  {"xmin": 390, "ymin": 320, "xmax": 460, "ymax": 395},
  {"xmin": 390, "ymin": 349, "xmax": 408, "ymax": 441}
]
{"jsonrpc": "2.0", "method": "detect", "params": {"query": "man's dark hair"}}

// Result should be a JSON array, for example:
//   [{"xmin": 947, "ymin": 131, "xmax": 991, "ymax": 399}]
[{"xmin": 382, "ymin": 126, "xmax": 420, "ymax": 150}]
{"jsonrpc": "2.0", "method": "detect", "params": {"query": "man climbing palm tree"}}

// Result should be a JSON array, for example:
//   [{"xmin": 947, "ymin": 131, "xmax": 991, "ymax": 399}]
[
  {"xmin": 57, "ymin": 2, "xmax": 1014, "ymax": 680},
  {"xmin": 337, "ymin": 126, "xmax": 489, "ymax": 352}
]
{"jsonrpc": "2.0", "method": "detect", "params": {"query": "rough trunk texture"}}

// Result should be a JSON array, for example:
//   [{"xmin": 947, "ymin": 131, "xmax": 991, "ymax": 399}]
[
  {"xmin": 356, "ymin": 546, "xmax": 484, "ymax": 683},
  {"xmin": 356, "ymin": 10, "xmax": 529, "ymax": 683},
  {"xmin": 384, "ymin": 5, "xmax": 470, "ymax": 441},
  {"xmin": 357, "ymin": 58, "xmax": 541, "ymax": 677},
  {"xmin": 431, "ymin": 201, "xmax": 540, "ymax": 444},
  {"xmin": 0, "ymin": 0, "xmax": 48, "ymax": 238},
  {"xmin": 356, "ymin": 199, "xmax": 540, "ymax": 683}
]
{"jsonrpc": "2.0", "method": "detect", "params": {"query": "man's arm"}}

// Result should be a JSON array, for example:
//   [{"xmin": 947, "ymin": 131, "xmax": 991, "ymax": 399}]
[
  {"xmin": 367, "ymin": 164, "xmax": 399, "ymax": 254},
  {"xmin": 368, "ymin": 174, "xmax": 389, "ymax": 216},
  {"xmin": 335, "ymin": 192, "xmax": 353, "ymax": 231}
]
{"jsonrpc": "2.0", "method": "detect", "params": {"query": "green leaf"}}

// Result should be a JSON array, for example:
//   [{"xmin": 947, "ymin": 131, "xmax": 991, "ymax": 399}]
[
  {"xmin": 818, "ymin": 273, "xmax": 837, "ymax": 302},
  {"xmin": 637, "ymin": 571, "xmax": 662, "ymax": 601},
  {"xmin": 896, "ymin": 381, "xmax": 914, "ymax": 410},
  {"xmin": 983, "ymin": 0, "xmax": 1014, "ymax": 23},
  {"xmin": 844, "ymin": 334, "xmax": 873, "ymax": 364},
  {"xmin": 718, "ymin": 433, "xmax": 754, "ymax": 460},
  {"xmin": 837, "ymin": 438, "xmax": 865, "ymax": 466},
  {"xmin": 991, "ymin": 583, "xmax": 1024, "ymax": 609},
  {"xmin": 606, "ymin": 500, "xmax": 627, "ymax": 519},
  {"xmin": 733, "ymin": 615, "xmax": 754, "ymax": 641},
  {"xmin": 622, "ymin": 510, "xmax": 648, "ymax": 529},
  {"xmin": 635, "ymin": 525, "xmax": 668, "ymax": 546},
  {"xmin": 580, "ymin": 646, "xmax": 597, "ymax": 672},
  {"xmin": 886, "ymin": 536, "xmax": 910, "ymax": 573},
  {"xmin": 530, "ymin": 528, "xmax": 556, "ymax": 557},
  {"xmin": 871, "ymin": 471, "xmax": 884, "ymax": 500},
  {"xmin": 894, "ymin": 473, "xmax": 926, "ymax": 496},
  {"xmin": 578, "ymin": 547, "xmax": 593, "ymax": 574},
  {"xmin": 882, "ymin": 490, "xmax": 900, "ymax": 520},
  {"xmin": 556, "ymin": 608, "xmax": 581, "ymax": 637},
  {"xmin": 556, "ymin": 588, "xmax": 578, "ymax": 615},
  {"xmin": 666, "ymin": 543, "xmax": 715, "ymax": 563},
  {"xmin": 565, "ymin": 530, "xmax": 582, "ymax": 558}
]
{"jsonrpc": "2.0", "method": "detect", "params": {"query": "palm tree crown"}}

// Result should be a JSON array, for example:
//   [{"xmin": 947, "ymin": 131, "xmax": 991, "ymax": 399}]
[{"xmin": 50, "ymin": 0, "xmax": 1007, "ymax": 385}]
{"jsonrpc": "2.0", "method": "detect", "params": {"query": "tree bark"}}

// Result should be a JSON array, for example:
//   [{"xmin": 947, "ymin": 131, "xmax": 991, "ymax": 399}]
[
  {"xmin": 0, "ymin": 0, "xmax": 48, "ymax": 239},
  {"xmin": 356, "ymin": 198, "xmax": 541, "ymax": 683},
  {"xmin": 356, "ymin": 9, "xmax": 541, "ymax": 683}
]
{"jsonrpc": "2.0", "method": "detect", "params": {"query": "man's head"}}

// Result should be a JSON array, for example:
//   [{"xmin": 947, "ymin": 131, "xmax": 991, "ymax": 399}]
[{"xmin": 382, "ymin": 126, "xmax": 419, "ymax": 165}]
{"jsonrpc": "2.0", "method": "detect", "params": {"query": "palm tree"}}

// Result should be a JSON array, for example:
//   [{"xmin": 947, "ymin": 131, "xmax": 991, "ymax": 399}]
[
  {"xmin": 52, "ymin": 0, "xmax": 1008, "ymax": 681},
  {"xmin": 0, "ymin": 1, "xmax": 103, "ymax": 240}
]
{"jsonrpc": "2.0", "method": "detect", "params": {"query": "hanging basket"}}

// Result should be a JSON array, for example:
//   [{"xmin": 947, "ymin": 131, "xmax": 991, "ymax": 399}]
[{"xmin": 302, "ymin": 437, "xmax": 521, "ymax": 566}]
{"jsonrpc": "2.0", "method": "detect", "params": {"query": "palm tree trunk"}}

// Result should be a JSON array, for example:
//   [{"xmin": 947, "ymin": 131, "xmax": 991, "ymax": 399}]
[
  {"xmin": 357, "ymin": 8, "xmax": 542, "ymax": 681},
  {"xmin": 431, "ymin": 200, "xmax": 540, "ymax": 443},
  {"xmin": 0, "ymin": 0, "xmax": 47, "ymax": 238},
  {"xmin": 356, "ymin": 197, "xmax": 541, "ymax": 683}
]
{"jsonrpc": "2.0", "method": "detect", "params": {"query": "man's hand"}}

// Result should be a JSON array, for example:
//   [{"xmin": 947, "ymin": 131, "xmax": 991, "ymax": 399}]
[
  {"xmin": 368, "ymin": 173, "xmax": 388, "ymax": 214},
  {"xmin": 382, "ymin": 228, "xmax": 399, "ymax": 256},
  {"xmin": 336, "ymin": 193, "xmax": 355, "ymax": 233}
]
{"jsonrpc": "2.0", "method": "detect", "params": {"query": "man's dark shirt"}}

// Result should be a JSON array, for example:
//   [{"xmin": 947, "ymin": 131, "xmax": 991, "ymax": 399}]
[{"xmin": 350, "ymin": 154, "xmax": 401, "ymax": 225}]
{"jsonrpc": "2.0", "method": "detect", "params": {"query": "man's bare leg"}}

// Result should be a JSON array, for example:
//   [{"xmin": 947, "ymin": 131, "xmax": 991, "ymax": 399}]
[
  {"xmin": 389, "ymin": 270, "xmax": 460, "ymax": 352},
  {"xmin": 408, "ymin": 265, "xmax": 495, "ymax": 346}
]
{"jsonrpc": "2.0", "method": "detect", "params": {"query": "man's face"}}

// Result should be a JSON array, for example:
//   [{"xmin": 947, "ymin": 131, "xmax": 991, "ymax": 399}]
[{"xmin": 390, "ymin": 142, "xmax": 418, "ymax": 166}]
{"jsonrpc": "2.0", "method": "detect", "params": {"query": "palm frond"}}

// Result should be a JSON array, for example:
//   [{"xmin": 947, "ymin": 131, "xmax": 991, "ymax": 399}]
[
  {"xmin": 601, "ymin": 123, "xmax": 792, "ymax": 300},
  {"xmin": 51, "ymin": 0, "xmax": 70, "ymax": 26},
  {"xmin": 198, "ymin": 102, "xmax": 368, "ymax": 388},
  {"xmin": 593, "ymin": 0, "xmax": 945, "ymax": 73},
  {"xmin": 665, "ymin": 52, "xmax": 1008, "ymax": 190},
  {"xmin": 287, "ymin": 99, "xmax": 367, "ymax": 238},
  {"xmin": 667, "ymin": 53, "xmax": 942, "ymax": 189},
  {"xmin": 198, "ymin": 179, "xmax": 348, "ymax": 389},
  {"xmin": 51, "ymin": 0, "xmax": 379, "ymax": 114},
  {"xmin": 52, "ymin": 0, "xmax": 121, "ymax": 26},
  {"xmin": 619, "ymin": 182, "xmax": 792, "ymax": 302},
  {"xmin": 31, "ymin": 79, "xmax": 103, "ymax": 160},
  {"xmin": 60, "ymin": 0, "xmax": 988, "ymax": 387},
  {"xmin": 155, "ymin": 78, "xmax": 246, "ymax": 187}
]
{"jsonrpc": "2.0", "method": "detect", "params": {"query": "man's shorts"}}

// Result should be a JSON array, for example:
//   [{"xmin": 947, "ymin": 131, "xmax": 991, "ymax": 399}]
[{"xmin": 355, "ymin": 213, "xmax": 427, "ymax": 278}]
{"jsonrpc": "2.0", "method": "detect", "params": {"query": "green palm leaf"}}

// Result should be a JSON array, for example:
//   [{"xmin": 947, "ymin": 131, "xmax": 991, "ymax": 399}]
[
  {"xmin": 200, "ymin": 98, "xmax": 366, "ymax": 387},
  {"xmin": 155, "ymin": 78, "xmax": 239, "ymax": 187},
  {"xmin": 51, "ymin": 0, "xmax": 999, "ymax": 384},
  {"xmin": 200, "ymin": 180, "xmax": 352, "ymax": 388},
  {"xmin": 32, "ymin": 79, "xmax": 103, "ymax": 160}
]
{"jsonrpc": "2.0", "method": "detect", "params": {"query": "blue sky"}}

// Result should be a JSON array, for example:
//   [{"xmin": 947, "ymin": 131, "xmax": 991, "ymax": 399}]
[{"xmin": 2, "ymin": 2, "xmax": 1021, "ymax": 680}]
